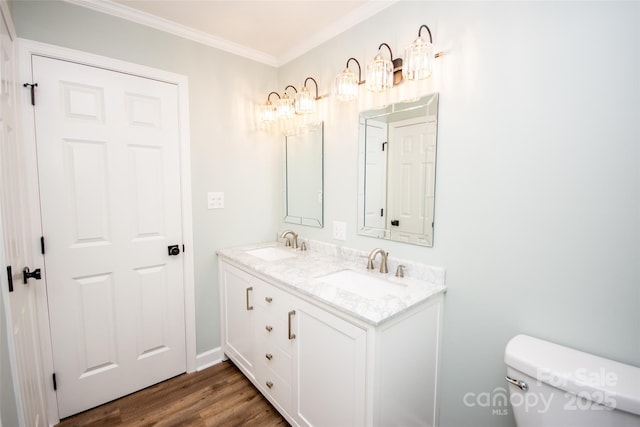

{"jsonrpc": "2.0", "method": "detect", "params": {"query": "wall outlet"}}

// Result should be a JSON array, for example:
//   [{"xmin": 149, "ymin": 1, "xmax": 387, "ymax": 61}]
[
  {"xmin": 332, "ymin": 221, "xmax": 347, "ymax": 241},
  {"xmin": 207, "ymin": 192, "xmax": 224, "ymax": 209}
]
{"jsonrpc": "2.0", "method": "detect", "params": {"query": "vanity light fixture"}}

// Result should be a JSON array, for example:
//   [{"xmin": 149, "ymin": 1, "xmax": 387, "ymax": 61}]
[
  {"xmin": 258, "ymin": 91, "xmax": 280, "ymax": 124},
  {"xmin": 366, "ymin": 43, "xmax": 402, "ymax": 92},
  {"xmin": 335, "ymin": 57, "xmax": 364, "ymax": 102},
  {"xmin": 277, "ymin": 85, "xmax": 297, "ymax": 119},
  {"xmin": 295, "ymin": 77, "xmax": 320, "ymax": 115},
  {"xmin": 403, "ymin": 24, "xmax": 441, "ymax": 80}
]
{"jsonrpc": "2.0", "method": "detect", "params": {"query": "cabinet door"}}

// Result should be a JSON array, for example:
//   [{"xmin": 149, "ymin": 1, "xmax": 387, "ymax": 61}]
[
  {"xmin": 293, "ymin": 301, "xmax": 367, "ymax": 427},
  {"xmin": 220, "ymin": 262, "xmax": 255, "ymax": 376}
]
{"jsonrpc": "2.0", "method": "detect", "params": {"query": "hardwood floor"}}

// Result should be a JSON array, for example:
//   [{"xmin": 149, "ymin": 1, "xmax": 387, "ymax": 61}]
[{"xmin": 57, "ymin": 361, "xmax": 289, "ymax": 427}]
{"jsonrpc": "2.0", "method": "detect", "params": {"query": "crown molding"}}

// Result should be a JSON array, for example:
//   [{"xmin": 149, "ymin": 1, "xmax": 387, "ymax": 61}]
[
  {"xmin": 63, "ymin": 0, "xmax": 279, "ymax": 66},
  {"xmin": 64, "ymin": 0, "xmax": 396, "ymax": 68},
  {"xmin": 277, "ymin": 0, "xmax": 398, "ymax": 67}
]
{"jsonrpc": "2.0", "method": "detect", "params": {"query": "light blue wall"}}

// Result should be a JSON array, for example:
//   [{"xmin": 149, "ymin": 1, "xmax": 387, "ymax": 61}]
[
  {"xmin": 10, "ymin": 0, "xmax": 282, "ymax": 354},
  {"xmin": 9, "ymin": 1, "xmax": 640, "ymax": 427},
  {"xmin": 277, "ymin": 2, "xmax": 640, "ymax": 426}
]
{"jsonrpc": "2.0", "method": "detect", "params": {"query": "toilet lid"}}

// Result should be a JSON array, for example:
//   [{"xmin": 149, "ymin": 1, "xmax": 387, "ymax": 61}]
[{"xmin": 505, "ymin": 334, "xmax": 640, "ymax": 416}]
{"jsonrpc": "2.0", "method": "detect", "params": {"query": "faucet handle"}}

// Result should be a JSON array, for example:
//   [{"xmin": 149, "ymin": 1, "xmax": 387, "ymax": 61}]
[{"xmin": 395, "ymin": 265, "xmax": 406, "ymax": 278}]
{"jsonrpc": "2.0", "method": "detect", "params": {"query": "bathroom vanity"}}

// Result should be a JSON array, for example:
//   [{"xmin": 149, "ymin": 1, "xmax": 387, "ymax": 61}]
[{"xmin": 218, "ymin": 241, "xmax": 446, "ymax": 427}]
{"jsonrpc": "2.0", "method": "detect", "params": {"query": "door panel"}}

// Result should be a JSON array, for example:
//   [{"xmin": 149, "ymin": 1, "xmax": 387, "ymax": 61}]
[{"xmin": 32, "ymin": 55, "xmax": 186, "ymax": 418}]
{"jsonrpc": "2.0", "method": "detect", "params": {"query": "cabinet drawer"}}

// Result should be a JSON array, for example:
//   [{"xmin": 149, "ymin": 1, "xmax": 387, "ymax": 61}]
[
  {"xmin": 255, "ymin": 335, "xmax": 292, "ymax": 384},
  {"xmin": 253, "ymin": 281, "xmax": 295, "ymax": 314},
  {"xmin": 255, "ymin": 362, "xmax": 292, "ymax": 415},
  {"xmin": 254, "ymin": 306, "xmax": 294, "ymax": 356}
]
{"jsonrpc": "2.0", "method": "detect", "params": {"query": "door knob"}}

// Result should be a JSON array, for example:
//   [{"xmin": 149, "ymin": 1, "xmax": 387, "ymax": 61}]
[
  {"xmin": 23, "ymin": 267, "xmax": 41, "ymax": 284},
  {"xmin": 167, "ymin": 245, "xmax": 180, "ymax": 256}
]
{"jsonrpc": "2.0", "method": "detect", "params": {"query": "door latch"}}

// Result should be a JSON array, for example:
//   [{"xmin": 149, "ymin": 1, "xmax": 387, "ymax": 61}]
[
  {"xmin": 23, "ymin": 267, "xmax": 42, "ymax": 284},
  {"xmin": 167, "ymin": 245, "xmax": 180, "ymax": 256}
]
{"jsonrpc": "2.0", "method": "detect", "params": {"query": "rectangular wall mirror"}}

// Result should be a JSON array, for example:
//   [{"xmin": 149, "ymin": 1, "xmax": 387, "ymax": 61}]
[
  {"xmin": 284, "ymin": 122, "xmax": 324, "ymax": 227},
  {"xmin": 358, "ymin": 94, "xmax": 438, "ymax": 246}
]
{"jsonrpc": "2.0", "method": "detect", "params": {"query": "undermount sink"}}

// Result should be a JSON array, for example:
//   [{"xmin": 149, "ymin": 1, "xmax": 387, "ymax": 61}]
[
  {"xmin": 316, "ymin": 269, "xmax": 406, "ymax": 299},
  {"xmin": 245, "ymin": 246, "xmax": 297, "ymax": 261}
]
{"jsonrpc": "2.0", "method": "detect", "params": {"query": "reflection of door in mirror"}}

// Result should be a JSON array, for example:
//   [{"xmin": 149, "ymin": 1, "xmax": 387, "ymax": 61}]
[
  {"xmin": 358, "ymin": 93, "xmax": 438, "ymax": 247},
  {"xmin": 364, "ymin": 119, "xmax": 387, "ymax": 230},
  {"xmin": 387, "ymin": 118, "xmax": 435, "ymax": 245}
]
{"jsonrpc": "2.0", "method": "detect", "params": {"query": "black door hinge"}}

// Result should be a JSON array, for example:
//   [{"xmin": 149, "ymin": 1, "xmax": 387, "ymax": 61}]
[
  {"xmin": 52, "ymin": 373, "xmax": 57, "ymax": 391},
  {"xmin": 23, "ymin": 83, "xmax": 38, "ymax": 106},
  {"xmin": 6, "ymin": 266, "xmax": 13, "ymax": 292},
  {"xmin": 40, "ymin": 236, "xmax": 45, "ymax": 255}
]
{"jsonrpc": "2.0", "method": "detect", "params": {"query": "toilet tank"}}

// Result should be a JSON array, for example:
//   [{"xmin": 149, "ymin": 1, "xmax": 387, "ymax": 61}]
[{"xmin": 504, "ymin": 334, "xmax": 640, "ymax": 427}]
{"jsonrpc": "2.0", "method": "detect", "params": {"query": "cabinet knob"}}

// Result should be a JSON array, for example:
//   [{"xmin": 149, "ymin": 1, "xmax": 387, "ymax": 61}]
[
  {"xmin": 265, "ymin": 353, "xmax": 273, "ymax": 360},
  {"xmin": 266, "ymin": 381, "xmax": 274, "ymax": 389},
  {"xmin": 265, "ymin": 296, "xmax": 273, "ymax": 303},
  {"xmin": 265, "ymin": 325, "xmax": 273, "ymax": 332}
]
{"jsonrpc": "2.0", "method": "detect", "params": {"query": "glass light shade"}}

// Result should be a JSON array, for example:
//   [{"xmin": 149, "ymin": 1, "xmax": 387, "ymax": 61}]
[
  {"xmin": 403, "ymin": 36, "xmax": 433, "ymax": 80},
  {"xmin": 277, "ymin": 94, "xmax": 295, "ymax": 119},
  {"xmin": 258, "ymin": 101, "xmax": 277, "ymax": 123},
  {"xmin": 335, "ymin": 68, "xmax": 358, "ymax": 101},
  {"xmin": 295, "ymin": 87, "xmax": 316, "ymax": 114},
  {"xmin": 366, "ymin": 52, "xmax": 393, "ymax": 92}
]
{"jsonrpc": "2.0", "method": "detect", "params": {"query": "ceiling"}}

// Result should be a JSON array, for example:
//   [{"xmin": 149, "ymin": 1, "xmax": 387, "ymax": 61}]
[{"xmin": 68, "ymin": 0, "xmax": 396, "ymax": 66}]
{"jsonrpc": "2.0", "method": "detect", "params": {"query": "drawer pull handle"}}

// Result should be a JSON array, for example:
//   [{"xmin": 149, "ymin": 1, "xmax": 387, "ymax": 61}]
[
  {"xmin": 246, "ymin": 287, "xmax": 253, "ymax": 311},
  {"xmin": 265, "ymin": 353, "xmax": 273, "ymax": 360},
  {"xmin": 266, "ymin": 381, "xmax": 273, "ymax": 389},
  {"xmin": 265, "ymin": 325, "xmax": 273, "ymax": 332},
  {"xmin": 265, "ymin": 296, "xmax": 273, "ymax": 303},
  {"xmin": 288, "ymin": 310, "xmax": 296, "ymax": 340}
]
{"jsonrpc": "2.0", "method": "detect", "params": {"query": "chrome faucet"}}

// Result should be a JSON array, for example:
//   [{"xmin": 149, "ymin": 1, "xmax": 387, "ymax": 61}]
[
  {"xmin": 280, "ymin": 230, "xmax": 298, "ymax": 249},
  {"xmin": 367, "ymin": 248, "xmax": 388, "ymax": 273}
]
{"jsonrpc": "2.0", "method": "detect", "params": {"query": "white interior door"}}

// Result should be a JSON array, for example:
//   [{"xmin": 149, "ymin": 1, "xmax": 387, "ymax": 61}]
[
  {"xmin": 387, "ymin": 118, "xmax": 434, "ymax": 244},
  {"xmin": 32, "ymin": 55, "xmax": 186, "ymax": 418}
]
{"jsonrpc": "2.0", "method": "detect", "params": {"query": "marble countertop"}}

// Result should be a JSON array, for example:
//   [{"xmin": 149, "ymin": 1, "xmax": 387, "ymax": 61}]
[{"xmin": 217, "ymin": 239, "xmax": 446, "ymax": 326}]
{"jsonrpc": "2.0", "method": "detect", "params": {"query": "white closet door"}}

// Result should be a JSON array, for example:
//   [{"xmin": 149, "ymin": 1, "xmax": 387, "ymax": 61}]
[{"xmin": 32, "ymin": 55, "xmax": 186, "ymax": 418}]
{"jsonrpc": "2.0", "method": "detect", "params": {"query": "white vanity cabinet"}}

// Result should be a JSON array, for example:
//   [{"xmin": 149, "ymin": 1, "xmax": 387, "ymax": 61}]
[
  {"xmin": 219, "ymin": 259, "xmax": 444, "ymax": 427},
  {"xmin": 292, "ymin": 299, "xmax": 367, "ymax": 427},
  {"xmin": 220, "ymin": 262, "xmax": 256, "ymax": 376}
]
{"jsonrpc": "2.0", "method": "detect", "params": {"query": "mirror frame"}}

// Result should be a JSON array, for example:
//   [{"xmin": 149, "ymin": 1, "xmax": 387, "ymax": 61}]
[
  {"xmin": 357, "ymin": 94, "xmax": 439, "ymax": 246},
  {"xmin": 283, "ymin": 122, "xmax": 324, "ymax": 228}
]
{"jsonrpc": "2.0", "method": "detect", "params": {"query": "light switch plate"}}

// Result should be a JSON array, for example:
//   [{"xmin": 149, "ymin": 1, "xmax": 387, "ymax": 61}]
[
  {"xmin": 332, "ymin": 221, "xmax": 347, "ymax": 241},
  {"xmin": 207, "ymin": 192, "xmax": 224, "ymax": 209}
]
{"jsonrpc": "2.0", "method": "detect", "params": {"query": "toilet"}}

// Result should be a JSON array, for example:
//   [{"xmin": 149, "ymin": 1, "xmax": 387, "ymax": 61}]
[{"xmin": 504, "ymin": 334, "xmax": 640, "ymax": 427}]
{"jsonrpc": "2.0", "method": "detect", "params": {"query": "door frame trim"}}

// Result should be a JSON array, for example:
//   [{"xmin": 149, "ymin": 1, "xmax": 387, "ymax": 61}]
[{"xmin": 17, "ymin": 38, "xmax": 197, "ymax": 425}]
